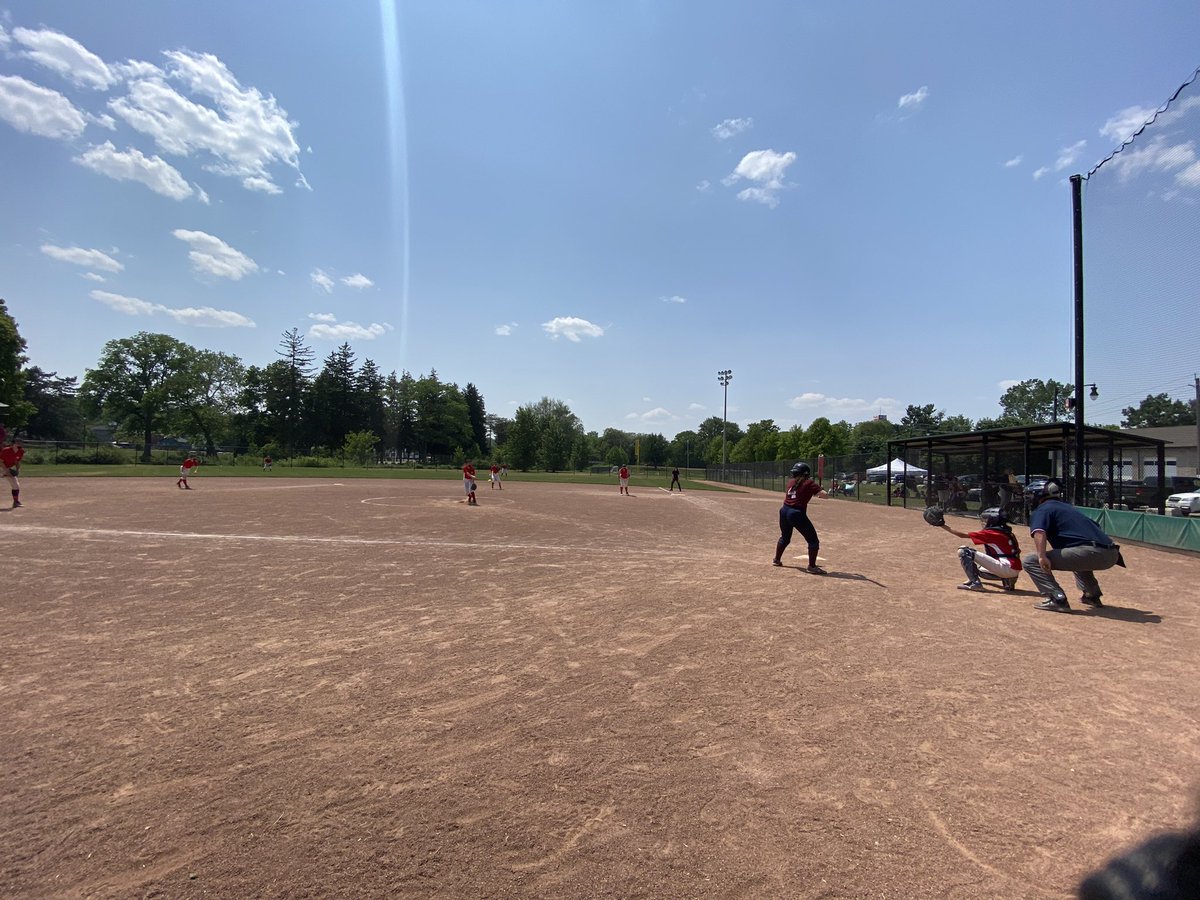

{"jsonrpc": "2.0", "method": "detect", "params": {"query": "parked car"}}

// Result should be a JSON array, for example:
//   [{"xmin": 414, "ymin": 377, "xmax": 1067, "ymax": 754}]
[
  {"xmin": 1093, "ymin": 479, "xmax": 1150, "ymax": 508},
  {"xmin": 1166, "ymin": 487, "xmax": 1200, "ymax": 515}
]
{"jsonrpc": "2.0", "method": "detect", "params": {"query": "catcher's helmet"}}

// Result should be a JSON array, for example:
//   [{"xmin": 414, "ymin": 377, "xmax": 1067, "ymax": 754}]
[
  {"xmin": 790, "ymin": 462, "xmax": 811, "ymax": 478},
  {"xmin": 984, "ymin": 511, "xmax": 1008, "ymax": 529}
]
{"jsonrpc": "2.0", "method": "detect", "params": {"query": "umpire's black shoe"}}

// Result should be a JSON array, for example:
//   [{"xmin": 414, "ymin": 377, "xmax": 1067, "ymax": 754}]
[
  {"xmin": 1080, "ymin": 594, "xmax": 1104, "ymax": 608},
  {"xmin": 1034, "ymin": 597, "xmax": 1071, "ymax": 613}
]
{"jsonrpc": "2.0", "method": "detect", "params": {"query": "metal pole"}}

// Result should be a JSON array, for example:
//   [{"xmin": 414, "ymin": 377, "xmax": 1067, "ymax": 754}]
[
  {"xmin": 1071, "ymin": 174, "xmax": 1086, "ymax": 504},
  {"xmin": 717, "ymin": 369, "xmax": 732, "ymax": 477}
]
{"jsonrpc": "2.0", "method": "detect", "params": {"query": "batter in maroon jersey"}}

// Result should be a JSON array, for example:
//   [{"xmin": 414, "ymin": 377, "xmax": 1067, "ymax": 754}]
[{"xmin": 773, "ymin": 462, "xmax": 830, "ymax": 574}]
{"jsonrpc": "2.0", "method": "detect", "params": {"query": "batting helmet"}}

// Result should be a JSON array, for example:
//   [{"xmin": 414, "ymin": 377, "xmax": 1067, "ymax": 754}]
[{"xmin": 790, "ymin": 462, "xmax": 811, "ymax": 478}]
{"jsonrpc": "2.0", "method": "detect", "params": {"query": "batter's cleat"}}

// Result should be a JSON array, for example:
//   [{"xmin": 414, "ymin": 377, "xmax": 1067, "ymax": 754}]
[
  {"xmin": 772, "ymin": 559, "xmax": 783, "ymax": 567},
  {"xmin": 806, "ymin": 565, "xmax": 828, "ymax": 575},
  {"xmin": 11, "ymin": 501, "xmax": 22, "ymax": 508},
  {"xmin": 957, "ymin": 581, "xmax": 984, "ymax": 591},
  {"xmin": 1034, "ymin": 597, "xmax": 1071, "ymax": 613},
  {"xmin": 1080, "ymin": 594, "xmax": 1104, "ymax": 608}
]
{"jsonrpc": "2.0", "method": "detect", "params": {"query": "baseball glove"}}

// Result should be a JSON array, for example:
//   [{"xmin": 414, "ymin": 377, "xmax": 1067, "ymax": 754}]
[{"xmin": 923, "ymin": 506, "xmax": 946, "ymax": 527}]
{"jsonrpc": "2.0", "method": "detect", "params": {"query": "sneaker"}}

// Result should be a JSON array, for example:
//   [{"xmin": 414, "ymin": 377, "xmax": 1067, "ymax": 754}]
[
  {"xmin": 11, "ymin": 501, "xmax": 22, "ymax": 508},
  {"xmin": 1034, "ymin": 597, "xmax": 1071, "ymax": 613},
  {"xmin": 772, "ymin": 559, "xmax": 783, "ymax": 567},
  {"xmin": 806, "ymin": 565, "xmax": 828, "ymax": 575},
  {"xmin": 957, "ymin": 581, "xmax": 983, "ymax": 591},
  {"xmin": 1001, "ymin": 579, "xmax": 1016, "ymax": 592},
  {"xmin": 1080, "ymin": 595, "xmax": 1104, "ymax": 608}
]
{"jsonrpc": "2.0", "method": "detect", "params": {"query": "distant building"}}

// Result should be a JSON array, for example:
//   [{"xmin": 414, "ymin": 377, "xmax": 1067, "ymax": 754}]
[
  {"xmin": 1116, "ymin": 426, "xmax": 1198, "ymax": 477},
  {"xmin": 873, "ymin": 414, "xmax": 889, "ymax": 422}
]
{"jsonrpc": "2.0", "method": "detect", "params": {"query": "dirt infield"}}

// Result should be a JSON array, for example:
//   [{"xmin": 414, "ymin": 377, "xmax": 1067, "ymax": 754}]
[{"xmin": 2, "ymin": 476, "xmax": 1198, "ymax": 898}]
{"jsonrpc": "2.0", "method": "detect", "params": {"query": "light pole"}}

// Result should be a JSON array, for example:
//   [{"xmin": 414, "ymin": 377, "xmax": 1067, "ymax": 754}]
[{"xmin": 717, "ymin": 369, "xmax": 733, "ymax": 474}]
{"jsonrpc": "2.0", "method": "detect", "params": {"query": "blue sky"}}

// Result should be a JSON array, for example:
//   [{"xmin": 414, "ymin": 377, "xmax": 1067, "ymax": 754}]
[{"xmin": 1, "ymin": 1, "xmax": 1197, "ymax": 435}]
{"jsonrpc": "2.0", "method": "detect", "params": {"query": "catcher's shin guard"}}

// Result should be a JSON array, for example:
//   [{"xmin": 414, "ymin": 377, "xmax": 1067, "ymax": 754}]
[{"xmin": 958, "ymin": 546, "xmax": 979, "ymax": 582}]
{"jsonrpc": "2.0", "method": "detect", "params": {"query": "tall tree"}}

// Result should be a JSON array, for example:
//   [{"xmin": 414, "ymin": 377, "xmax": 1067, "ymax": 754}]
[
  {"xmin": 309, "ymin": 343, "xmax": 358, "ymax": 450},
  {"xmin": 1121, "ymin": 393, "xmax": 1196, "ymax": 428},
  {"xmin": 0, "ymin": 298, "xmax": 35, "ymax": 428},
  {"xmin": 506, "ymin": 406, "xmax": 540, "ymax": 470},
  {"xmin": 639, "ymin": 432, "xmax": 670, "ymax": 467},
  {"xmin": 275, "ymin": 328, "xmax": 315, "ymax": 453},
  {"xmin": 80, "ymin": 332, "xmax": 190, "ymax": 461},
  {"xmin": 169, "ymin": 347, "xmax": 245, "ymax": 454},
  {"xmin": 21, "ymin": 367, "xmax": 85, "ymax": 440},
  {"xmin": 463, "ymin": 383, "xmax": 488, "ymax": 454},
  {"xmin": 668, "ymin": 429, "xmax": 699, "ymax": 467},
  {"xmin": 849, "ymin": 418, "xmax": 896, "ymax": 466},
  {"xmin": 383, "ymin": 370, "xmax": 418, "ymax": 458},
  {"xmin": 995, "ymin": 378, "xmax": 1074, "ymax": 425},
  {"xmin": 357, "ymin": 358, "xmax": 386, "ymax": 440},
  {"xmin": 899, "ymin": 404, "xmax": 945, "ymax": 435},
  {"xmin": 799, "ymin": 417, "xmax": 850, "ymax": 458},
  {"xmin": 730, "ymin": 419, "xmax": 780, "ymax": 462}
]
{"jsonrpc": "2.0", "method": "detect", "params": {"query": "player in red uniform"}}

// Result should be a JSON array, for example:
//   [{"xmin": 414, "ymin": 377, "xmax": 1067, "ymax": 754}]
[
  {"xmin": 463, "ymin": 461, "xmax": 478, "ymax": 505},
  {"xmin": 618, "ymin": 465, "xmax": 630, "ymax": 495},
  {"xmin": 1, "ymin": 437, "xmax": 25, "ymax": 508},
  {"xmin": 489, "ymin": 463, "xmax": 501, "ymax": 489},
  {"xmin": 940, "ymin": 509, "xmax": 1023, "ymax": 591},
  {"xmin": 177, "ymin": 453, "xmax": 200, "ymax": 489},
  {"xmin": 773, "ymin": 462, "xmax": 830, "ymax": 573}
]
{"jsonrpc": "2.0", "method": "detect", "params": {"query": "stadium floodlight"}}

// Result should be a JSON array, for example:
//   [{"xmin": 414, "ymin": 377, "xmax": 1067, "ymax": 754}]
[{"xmin": 717, "ymin": 369, "xmax": 733, "ymax": 471}]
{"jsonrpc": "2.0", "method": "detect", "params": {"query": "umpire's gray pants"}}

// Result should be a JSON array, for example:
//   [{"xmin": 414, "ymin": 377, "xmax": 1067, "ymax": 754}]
[{"xmin": 1021, "ymin": 545, "xmax": 1120, "ymax": 602}]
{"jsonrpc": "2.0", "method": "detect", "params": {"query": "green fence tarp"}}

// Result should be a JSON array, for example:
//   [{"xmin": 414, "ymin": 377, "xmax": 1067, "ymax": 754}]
[{"xmin": 1078, "ymin": 507, "xmax": 1200, "ymax": 552}]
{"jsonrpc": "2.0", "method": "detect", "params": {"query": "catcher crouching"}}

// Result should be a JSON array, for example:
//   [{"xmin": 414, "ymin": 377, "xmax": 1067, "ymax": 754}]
[{"xmin": 928, "ymin": 506, "xmax": 1023, "ymax": 591}]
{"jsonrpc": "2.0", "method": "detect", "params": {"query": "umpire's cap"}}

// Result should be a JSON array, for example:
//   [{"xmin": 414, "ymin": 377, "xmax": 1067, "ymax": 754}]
[{"xmin": 1028, "ymin": 480, "xmax": 1062, "ymax": 508}]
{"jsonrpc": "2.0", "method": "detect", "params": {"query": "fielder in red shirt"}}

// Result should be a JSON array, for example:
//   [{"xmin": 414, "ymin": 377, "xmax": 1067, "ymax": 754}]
[
  {"xmin": 177, "ymin": 453, "xmax": 200, "ymax": 490},
  {"xmin": 618, "ymin": 465, "xmax": 630, "ymax": 495},
  {"xmin": 463, "ymin": 462, "xmax": 478, "ymax": 505},
  {"xmin": 1, "ymin": 438, "xmax": 25, "ymax": 508},
  {"xmin": 489, "ymin": 463, "xmax": 501, "ymax": 490}
]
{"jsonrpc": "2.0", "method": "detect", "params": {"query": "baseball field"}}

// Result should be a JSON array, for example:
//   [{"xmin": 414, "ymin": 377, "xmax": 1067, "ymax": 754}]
[{"xmin": 2, "ymin": 475, "xmax": 1198, "ymax": 898}]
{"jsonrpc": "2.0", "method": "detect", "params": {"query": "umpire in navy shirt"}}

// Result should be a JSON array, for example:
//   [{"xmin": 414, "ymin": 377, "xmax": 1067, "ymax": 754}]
[{"xmin": 1023, "ymin": 480, "xmax": 1124, "ymax": 613}]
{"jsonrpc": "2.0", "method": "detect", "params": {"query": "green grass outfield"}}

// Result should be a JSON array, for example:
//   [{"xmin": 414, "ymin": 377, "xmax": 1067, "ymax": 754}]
[{"xmin": 16, "ymin": 464, "xmax": 735, "ymax": 491}]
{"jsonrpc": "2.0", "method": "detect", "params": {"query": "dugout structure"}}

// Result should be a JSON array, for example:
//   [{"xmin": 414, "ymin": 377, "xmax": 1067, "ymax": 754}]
[{"xmin": 887, "ymin": 423, "xmax": 1167, "ymax": 512}]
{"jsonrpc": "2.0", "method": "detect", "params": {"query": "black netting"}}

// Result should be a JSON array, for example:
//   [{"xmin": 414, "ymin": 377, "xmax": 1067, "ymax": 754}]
[{"xmin": 1081, "ymin": 69, "xmax": 1200, "ymax": 434}]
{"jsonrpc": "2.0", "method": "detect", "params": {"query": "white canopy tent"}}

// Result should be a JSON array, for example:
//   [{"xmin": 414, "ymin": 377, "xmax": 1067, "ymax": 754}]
[{"xmin": 866, "ymin": 458, "xmax": 927, "ymax": 475}]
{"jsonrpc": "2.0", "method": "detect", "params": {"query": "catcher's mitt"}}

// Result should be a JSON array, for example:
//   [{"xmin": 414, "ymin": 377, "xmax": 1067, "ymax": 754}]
[{"xmin": 923, "ymin": 506, "xmax": 946, "ymax": 527}]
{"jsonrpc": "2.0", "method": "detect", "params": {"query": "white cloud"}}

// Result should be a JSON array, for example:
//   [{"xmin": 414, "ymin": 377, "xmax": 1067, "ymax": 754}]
[
  {"xmin": 166, "ymin": 306, "xmax": 255, "ymax": 328},
  {"xmin": 0, "ymin": 74, "xmax": 87, "ymax": 139},
  {"xmin": 91, "ymin": 290, "xmax": 158, "ymax": 316},
  {"xmin": 1054, "ymin": 139, "xmax": 1087, "ymax": 172},
  {"xmin": 661, "ymin": 295, "xmax": 686, "ymax": 304},
  {"xmin": 724, "ymin": 149, "xmax": 796, "ymax": 208},
  {"xmin": 997, "ymin": 379, "xmax": 1021, "ymax": 391},
  {"xmin": 1032, "ymin": 166, "xmax": 1050, "ymax": 180},
  {"xmin": 341, "ymin": 273, "xmax": 374, "ymax": 289},
  {"xmin": 108, "ymin": 50, "xmax": 303, "ymax": 195},
  {"xmin": 688, "ymin": 403, "xmax": 706, "ymax": 412},
  {"xmin": 308, "ymin": 312, "xmax": 337, "ymax": 322},
  {"xmin": 495, "ymin": 323, "xmax": 516, "ymax": 336},
  {"xmin": 90, "ymin": 289, "xmax": 253, "ymax": 327},
  {"xmin": 696, "ymin": 179, "xmax": 711, "ymax": 192},
  {"xmin": 308, "ymin": 320, "xmax": 393, "ymax": 341},
  {"xmin": 11, "ymin": 26, "xmax": 115, "ymax": 90},
  {"xmin": 1099, "ymin": 105, "xmax": 1158, "ymax": 145},
  {"xmin": 542, "ymin": 316, "xmax": 604, "ymax": 342},
  {"xmin": 711, "ymin": 117, "xmax": 753, "ymax": 140},
  {"xmin": 787, "ymin": 392, "xmax": 903, "ymax": 420},
  {"xmin": 172, "ymin": 229, "xmax": 259, "ymax": 280},
  {"xmin": 0, "ymin": 24, "xmax": 9, "ymax": 50},
  {"xmin": 1106, "ymin": 133, "xmax": 1196, "ymax": 184},
  {"xmin": 1178, "ymin": 159, "xmax": 1200, "ymax": 188},
  {"xmin": 81, "ymin": 272, "xmax": 106, "ymax": 282},
  {"xmin": 898, "ymin": 86, "xmax": 929, "ymax": 111},
  {"xmin": 74, "ymin": 141, "xmax": 194, "ymax": 200},
  {"xmin": 633, "ymin": 407, "xmax": 676, "ymax": 424},
  {"xmin": 40, "ymin": 243, "xmax": 124, "ymax": 273},
  {"xmin": 1004, "ymin": 155, "xmax": 1023, "ymax": 168},
  {"xmin": 311, "ymin": 268, "xmax": 334, "ymax": 292}
]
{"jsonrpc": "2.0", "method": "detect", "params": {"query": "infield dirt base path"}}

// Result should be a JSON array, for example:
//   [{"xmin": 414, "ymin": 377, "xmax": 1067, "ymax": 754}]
[{"xmin": 1, "ymin": 476, "xmax": 1198, "ymax": 898}]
